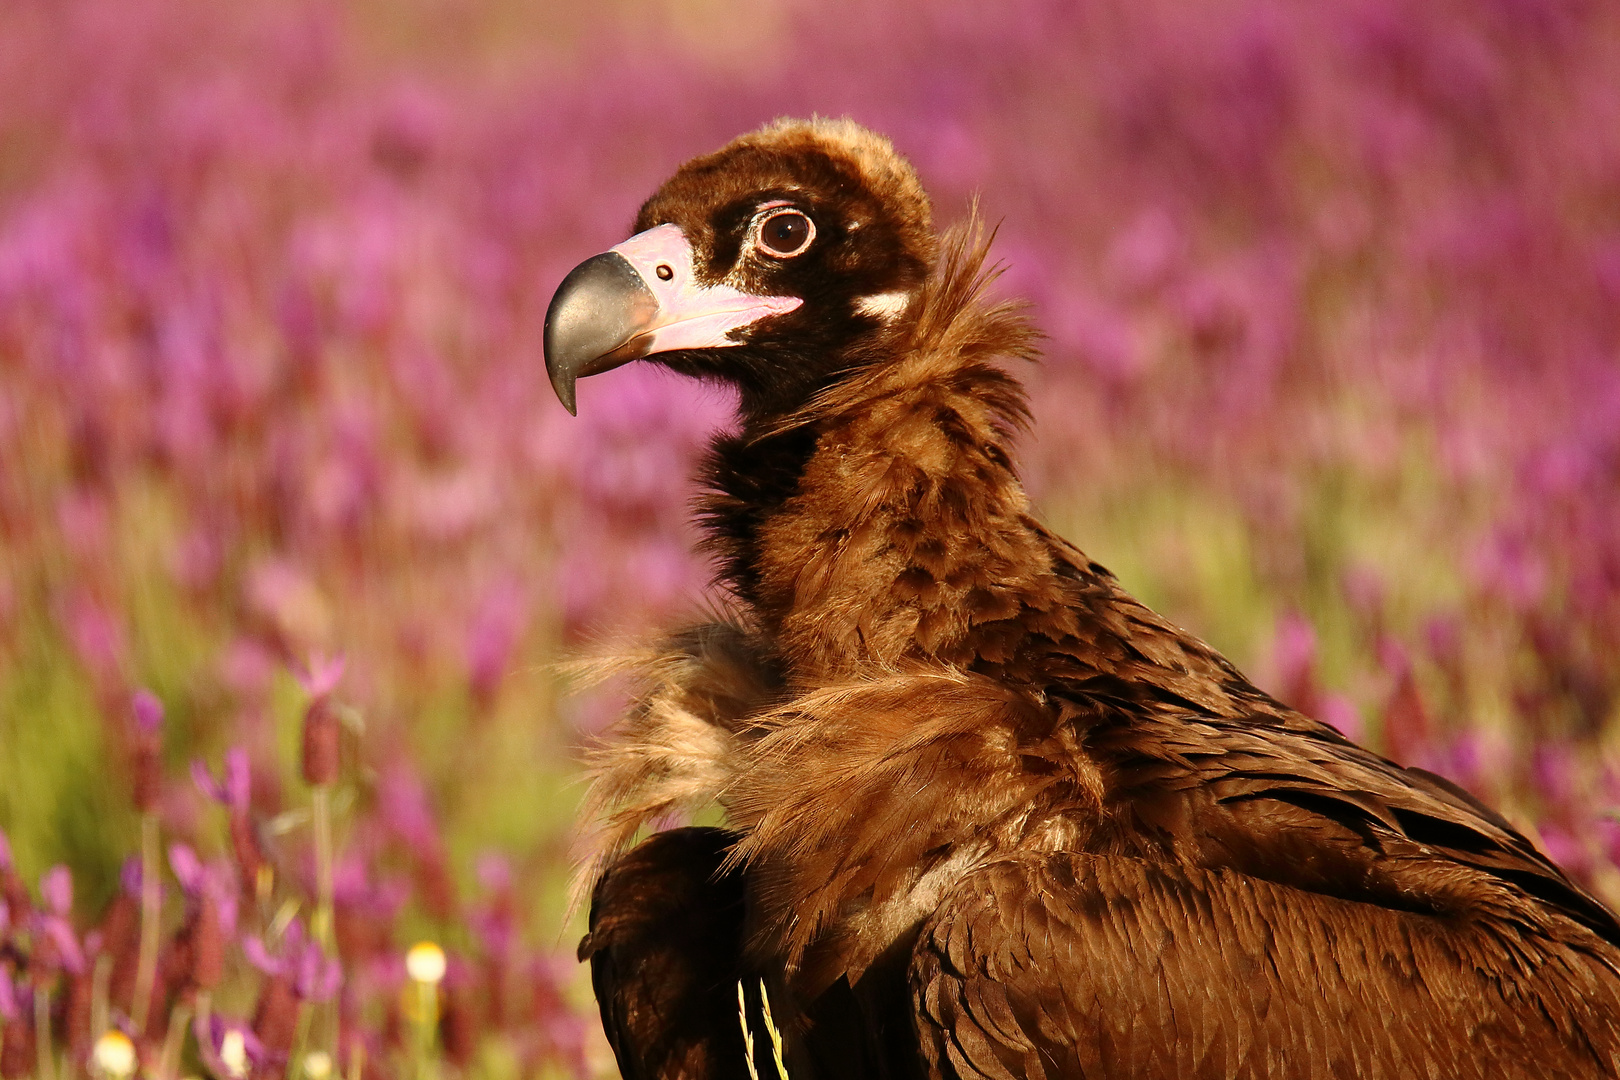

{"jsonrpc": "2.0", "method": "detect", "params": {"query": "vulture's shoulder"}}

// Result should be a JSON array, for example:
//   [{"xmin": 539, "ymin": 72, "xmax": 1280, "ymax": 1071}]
[
  {"xmin": 910, "ymin": 850, "xmax": 1620, "ymax": 1080},
  {"xmin": 1021, "ymin": 516, "xmax": 1620, "ymax": 948},
  {"xmin": 1080, "ymin": 707, "xmax": 1620, "ymax": 946}
]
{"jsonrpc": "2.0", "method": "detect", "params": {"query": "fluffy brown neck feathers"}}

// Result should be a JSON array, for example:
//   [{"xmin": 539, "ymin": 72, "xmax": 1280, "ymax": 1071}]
[
  {"xmin": 571, "ymin": 220, "xmax": 1051, "ymax": 923},
  {"xmin": 699, "ymin": 219, "xmax": 1044, "ymax": 681}
]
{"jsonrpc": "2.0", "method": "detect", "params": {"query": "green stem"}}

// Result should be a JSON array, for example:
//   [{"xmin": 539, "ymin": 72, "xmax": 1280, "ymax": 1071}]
[
  {"xmin": 310, "ymin": 786, "xmax": 336, "ymax": 1059},
  {"xmin": 311, "ymin": 787, "xmax": 334, "ymax": 951},
  {"xmin": 89, "ymin": 954, "xmax": 112, "ymax": 1047},
  {"xmin": 193, "ymin": 990, "xmax": 212, "ymax": 1061},
  {"xmin": 131, "ymin": 813, "xmax": 161, "ymax": 1034},
  {"xmin": 289, "ymin": 1001, "xmax": 312, "ymax": 1080},
  {"xmin": 156, "ymin": 1004, "xmax": 190, "ymax": 1080},
  {"xmin": 35, "ymin": 985, "xmax": 57, "ymax": 1080},
  {"xmin": 412, "ymin": 983, "xmax": 439, "ymax": 1080}
]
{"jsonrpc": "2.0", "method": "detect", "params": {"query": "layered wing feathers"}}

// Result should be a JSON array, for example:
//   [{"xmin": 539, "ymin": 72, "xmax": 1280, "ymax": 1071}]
[{"xmin": 912, "ymin": 853, "xmax": 1620, "ymax": 1080}]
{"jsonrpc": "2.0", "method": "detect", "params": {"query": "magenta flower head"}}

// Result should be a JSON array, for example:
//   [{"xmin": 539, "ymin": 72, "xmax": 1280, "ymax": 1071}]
[
  {"xmin": 330, "ymin": 855, "xmax": 410, "ymax": 928},
  {"xmin": 167, "ymin": 846, "xmax": 239, "ymax": 937},
  {"xmin": 119, "ymin": 855, "xmax": 147, "ymax": 900},
  {"xmin": 169, "ymin": 846, "xmax": 238, "ymax": 992},
  {"xmin": 168, "ymin": 844, "xmax": 204, "ymax": 893},
  {"xmin": 131, "ymin": 689, "xmax": 164, "ymax": 736},
  {"xmin": 465, "ymin": 581, "xmax": 528, "ymax": 707},
  {"xmin": 40, "ymin": 866, "xmax": 71, "ymax": 916},
  {"xmin": 296, "ymin": 652, "xmax": 346, "ymax": 700},
  {"xmin": 242, "ymin": 919, "xmax": 341, "ymax": 1002},
  {"xmin": 470, "ymin": 853, "xmax": 516, "ymax": 961},
  {"xmin": 1271, "ymin": 611, "xmax": 1317, "ymax": 687},
  {"xmin": 129, "ymin": 688, "xmax": 164, "ymax": 812},
  {"xmin": 191, "ymin": 748, "xmax": 251, "ymax": 812},
  {"xmin": 192, "ymin": 748, "xmax": 267, "ymax": 897},
  {"xmin": 297, "ymin": 652, "xmax": 345, "ymax": 786},
  {"xmin": 475, "ymin": 852, "xmax": 512, "ymax": 895},
  {"xmin": 32, "ymin": 865, "xmax": 85, "ymax": 977},
  {"xmin": 292, "ymin": 939, "xmax": 343, "ymax": 1002},
  {"xmin": 197, "ymin": 1015, "xmax": 264, "ymax": 1080},
  {"xmin": 377, "ymin": 760, "xmax": 443, "ymax": 853}
]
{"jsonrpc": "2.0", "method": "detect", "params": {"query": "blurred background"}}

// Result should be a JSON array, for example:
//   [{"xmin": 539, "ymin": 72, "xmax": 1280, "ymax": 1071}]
[{"xmin": 1, "ymin": 0, "xmax": 1618, "ymax": 1077}]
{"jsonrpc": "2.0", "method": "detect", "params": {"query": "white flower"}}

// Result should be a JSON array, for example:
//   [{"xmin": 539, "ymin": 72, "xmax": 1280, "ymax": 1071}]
[
  {"xmin": 93, "ymin": 1032, "xmax": 137, "ymax": 1079},
  {"xmin": 405, "ymin": 941, "xmax": 447, "ymax": 985}
]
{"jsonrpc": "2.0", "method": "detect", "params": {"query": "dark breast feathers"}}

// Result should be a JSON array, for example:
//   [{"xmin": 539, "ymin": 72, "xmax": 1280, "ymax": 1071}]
[{"xmin": 555, "ymin": 120, "xmax": 1620, "ymax": 1080}]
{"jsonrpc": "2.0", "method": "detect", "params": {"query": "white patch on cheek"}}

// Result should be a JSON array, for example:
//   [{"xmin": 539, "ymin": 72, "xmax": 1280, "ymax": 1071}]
[{"xmin": 855, "ymin": 290, "xmax": 912, "ymax": 321}]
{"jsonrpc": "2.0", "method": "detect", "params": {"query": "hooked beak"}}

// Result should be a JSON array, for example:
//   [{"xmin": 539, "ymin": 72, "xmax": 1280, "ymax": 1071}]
[{"xmin": 543, "ymin": 224, "xmax": 803, "ymax": 414}]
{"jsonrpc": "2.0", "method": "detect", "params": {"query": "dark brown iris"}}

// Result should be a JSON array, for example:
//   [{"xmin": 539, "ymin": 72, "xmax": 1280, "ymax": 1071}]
[{"xmin": 758, "ymin": 210, "xmax": 813, "ymax": 257}]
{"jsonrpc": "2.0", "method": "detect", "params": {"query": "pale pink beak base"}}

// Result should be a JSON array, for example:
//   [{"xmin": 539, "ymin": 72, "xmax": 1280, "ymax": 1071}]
[{"xmin": 609, "ymin": 224, "xmax": 803, "ymax": 354}]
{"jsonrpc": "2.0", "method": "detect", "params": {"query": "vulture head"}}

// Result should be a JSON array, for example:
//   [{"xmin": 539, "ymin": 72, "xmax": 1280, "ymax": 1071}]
[{"xmin": 544, "ymin": 118, "xmax": 938, "ymax": 419}]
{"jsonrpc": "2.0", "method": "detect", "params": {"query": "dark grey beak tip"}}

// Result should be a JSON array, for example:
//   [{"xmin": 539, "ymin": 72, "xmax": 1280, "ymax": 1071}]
[
  {"xmin": 543, "ymin": 251, "xmax": 659, "ymax": 416},
  {"xmin": 552, "ymin": 374, "xmax": 578, "ymax": 417}
]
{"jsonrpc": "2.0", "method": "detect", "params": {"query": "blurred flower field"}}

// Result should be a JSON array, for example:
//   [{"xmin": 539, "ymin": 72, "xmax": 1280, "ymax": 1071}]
[{"xmin": 1, "ymin": 0, "xmax": 1619, "ymax": 1077}]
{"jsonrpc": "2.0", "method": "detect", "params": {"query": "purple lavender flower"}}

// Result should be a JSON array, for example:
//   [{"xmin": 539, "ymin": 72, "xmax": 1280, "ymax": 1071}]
[
  {"xmin": 196, "ymin": 1014, "xmax": 266, "ymax": 1080},
  {"xmin": 470, "ymin": 853, "xmax": 517, "ymax": 961},
  {"xmin": 40, "ymin": 865, "xmax": 71, "ymax": 916},
  {"xmin": 191, "ymin": 748, "xmax": 251, "ymax": 813},
  {"xmin": 128, "ymin": 688, "xmax": 164, "ymax": 812},
  {"xmin": 465, "ymin": 580, "xmax": 529, "ymax": 708},
  {"xmin": 296, "ymin": 652, "xmax": 346, "ymax": 701},
  {"xmin": 59, "ymin": 592, "xmax": 129, "ymax": 689},
  {"xmin": 242, "ymin": 919, "xmax": 341, "ymax": 1003},
  {"xmin": 130, "ymin": 689, "xmax": 164, "ymax": 736},
  {"xmin": 1316, "ymin": 695, "xmax": 1363, "ymax": 744},
  {"xmin": 298, "ymin": 652, "xmax": 346, "ymax": 785},
  {"xmin": 167, "ymin": 845, "xmax": 238, "ymax": 939},
  {"xmin": 376, "ymin": 759, "xmax": 442, "ymax": 854},
  {"xmin": 28, "ymin": 865, "xmax": 85, "ymax": 977},
  {"xmin": 118, "ymin": 855, "xmax": 150, "ymax": 901}
]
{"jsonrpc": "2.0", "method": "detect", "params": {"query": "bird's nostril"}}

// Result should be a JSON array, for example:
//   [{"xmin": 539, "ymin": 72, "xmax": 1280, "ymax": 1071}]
[{"xmin": 656, "ymin": 264, "xmax": 673, "ymax": 281}]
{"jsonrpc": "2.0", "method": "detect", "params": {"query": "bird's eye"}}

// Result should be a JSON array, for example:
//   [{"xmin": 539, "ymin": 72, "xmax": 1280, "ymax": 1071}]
[{"xmin": 756, "ymin": 210, "xmax": 815, "ymax": 258}]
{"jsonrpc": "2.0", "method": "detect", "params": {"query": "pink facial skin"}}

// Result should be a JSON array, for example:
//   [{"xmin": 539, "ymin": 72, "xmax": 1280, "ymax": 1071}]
[{"xmin": 609, "ymin": 224, "xmax": 803, "ymax": 354}]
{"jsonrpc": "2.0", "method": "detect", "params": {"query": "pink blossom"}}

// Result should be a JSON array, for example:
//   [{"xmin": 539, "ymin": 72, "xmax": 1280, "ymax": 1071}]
[
  {"xmin": 191, "ymin": 748, "xmax": 251, "ymax": 812},
  {"xmin": 296, "ymin": 651, "xmax": 346, "ymax": 700},
  {"xmin": 465, "ymin": 580, "xmax": 529, "ymax": 705},
  {"xmin": 242, "ymin": 919, "xmax": 341, "ymax": 1002},
  {"xmin": 131, "ymin": 689, "xmax": 164, "ymax": 736}
]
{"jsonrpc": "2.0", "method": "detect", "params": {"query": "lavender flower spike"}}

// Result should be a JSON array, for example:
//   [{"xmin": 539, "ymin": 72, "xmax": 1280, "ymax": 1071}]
[
  {"xmin": 191, "ymin": 748, "xmax": 251, "ymax": 812},
  {"xmin": 40, "ymin": 866, "xmax": 71, "ymax": 915},
  {"xmin": 130, "ymin": 689, "xmax": 164, "ymax": 735},
  {"xmin": 297, "ymin": 652, "xmax": 346, "ymax": 700},
  {"xmin": 36, "ymin": 865, "xmax": 86, "ymax": 975}
]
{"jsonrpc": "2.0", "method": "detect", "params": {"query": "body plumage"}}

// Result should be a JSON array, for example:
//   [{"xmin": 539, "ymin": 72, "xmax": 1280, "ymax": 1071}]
[{"xmin": 544, "ymin": 118, "xmax": 1620, "ymax": 1079}]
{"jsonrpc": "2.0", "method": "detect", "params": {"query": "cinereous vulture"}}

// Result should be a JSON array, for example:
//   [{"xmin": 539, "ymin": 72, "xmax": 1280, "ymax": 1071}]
[{"xmin": 543, "ymin": 118, "xmax": 1620, "ymax": 1080}]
